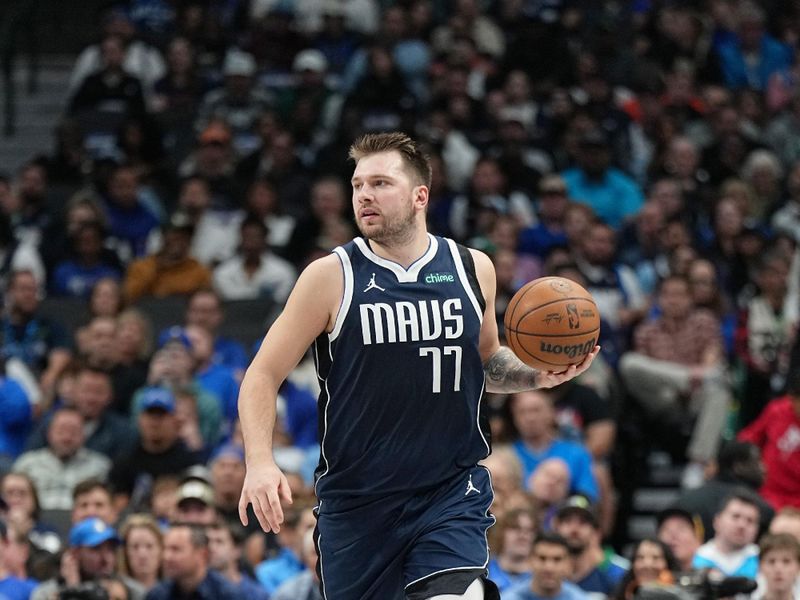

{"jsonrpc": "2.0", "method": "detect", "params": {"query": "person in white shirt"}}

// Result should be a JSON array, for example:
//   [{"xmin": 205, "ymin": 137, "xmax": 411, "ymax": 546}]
[{"xmin": 213, "ymin": 215, "xmax": 297, "ymax": 303}]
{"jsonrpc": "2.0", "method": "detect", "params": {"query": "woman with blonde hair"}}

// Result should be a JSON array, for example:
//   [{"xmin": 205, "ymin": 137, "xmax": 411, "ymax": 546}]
[{"xmin": 118, "ymin": 514, "xmax": 163, "ymax": 593}]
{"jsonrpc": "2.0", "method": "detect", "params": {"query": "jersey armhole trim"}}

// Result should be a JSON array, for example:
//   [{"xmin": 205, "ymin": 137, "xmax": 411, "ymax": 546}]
[
  {"xmin": 329, "ymin": 247, "xmax": 353, "ymax": 341},
  {"xmin": 446, "ymin": 239, "xmax": 485, "ymax": 321}
]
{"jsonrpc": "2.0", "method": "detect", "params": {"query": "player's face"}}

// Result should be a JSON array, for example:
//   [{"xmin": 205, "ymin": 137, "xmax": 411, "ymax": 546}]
[
  {"xmin": 761, "ymin": 548, "xmax": 800, "ymax": 595},
  {"xmin": 351, "ymin": 151, "xmax": 421, "ymax": 246}
]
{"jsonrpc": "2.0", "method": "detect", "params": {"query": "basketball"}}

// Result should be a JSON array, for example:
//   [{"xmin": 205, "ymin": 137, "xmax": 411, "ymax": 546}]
[{"xmin": 504, "ymin": 277, "xmax": 600, "ymax": 372}]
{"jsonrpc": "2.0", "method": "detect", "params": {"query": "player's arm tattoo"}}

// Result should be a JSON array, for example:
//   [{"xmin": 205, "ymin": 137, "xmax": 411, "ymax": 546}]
[{"xmin": 483, "ymin": 346, "xmax": 541, "ymax": 393}]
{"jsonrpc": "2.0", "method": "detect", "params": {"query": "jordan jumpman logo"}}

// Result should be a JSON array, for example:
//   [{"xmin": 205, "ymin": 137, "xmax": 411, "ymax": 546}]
[
  {"xmin": 363, "ymin": 273, "xmax": 385, "ymax": 293},
  {"xmin": 465, "ymin": 474, "xmax": 480, "ymax": 495}
]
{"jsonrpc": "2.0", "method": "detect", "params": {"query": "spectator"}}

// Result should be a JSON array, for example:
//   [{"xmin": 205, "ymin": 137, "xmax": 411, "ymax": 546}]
[
  {"xmin": 146, "ymin": 523, "xmax": 245, "ymax": 600},
  {"xmin": 686, "ymin": 258, "xmax": 737, "ymax": 357},
  {"xmin": 284, "ymin": 176, "xmax": 354, "ymax": 267},
  {"xmin": 518, "ymin": 175, "xmax": 570, "ymax": 259},
  {"xmin": 184, "ymin": 289, "xmax": 248, "ymax": 374},
  {"xmin": 109, "ymin": 387, "xmax": 203, "ymax": 511},
  {"xmin": 31, "ymin": 517, "xmax": 121, "ymax": 600},
  {"xmin": 133, "ymin": 327, "xmax": 223, "ymax": 446},
  {"xmin": 178, "ymin": 122, "xmax": 243, "ymax": 212},
  {"xmin": 529, "ymin": 458, "xmax": 571, "ymax": 530},
  {"xmin": 487, "ymin": 507, "xmax": 537, "ymax": 591},
  {"xmin": 51, "ymin": 222, "xmax": 122, "ymax": 297},
  {"xmin": 123, "ymin": 212, "xmax": 212, "ymax": 304},
  {"xmin": 574, "ymin": 222, "xmax": 648, "ymax": 365},
  {"xmin": 0, "ymin": 211, "xmax": 44, "ymax": 294},
  {"xmin": 13, "ymin": 408, "xmax": 111, "ymax": 511},
  {"xmin": 26, "ymin": 366, "xmax": 137, "ymax": 461},
  {"xmin": 503, "ymin": 531, "xmax": 589, "ymax": 600},
  {"xmin": 692, "ymin": 490, "xmax": 761, "ymax": 578},
  {"xmin": 673, "ymin": 440, "xmax": 774, "ymax": 542},
  {"xmin": 89, "ymin": 277, "xmax": 125, "ymax": 320},
  {"xmin": 208, "ymin": 445, "xmax": 250, "ymax": 532},
  {"xmin": 183, "ymin": 325, "xmax": 239, "ymax": 424},
  {"xmin": 611, "ymin": 539, "xmax": 677, "ymax": 600},
  {"xmin": 561, "ymin": 130, "xmax": 645, "ymax": 230},
  {"xmin": 68, "ymin": 34, "xmax": 147, "ymax": 122},
  {"xmin": 102, "ymin": 165, "xmax": 161, "ymax": 262},
  {"xmin": 271, "ymin": 528, "xmax": 323, "ymax": 600},
  {"xmin": 118, "ymin": 514, "xmax": 163, "ymax": 594},
  {"xmin": 619, "ymin": 275, "xmax": 731, "ymax": 488},
  {"xmin": 0, "ymin": 519, "xmax": 37, "ymax": 600},
  {"xmin": 1, "ymin": 270, "xmax": 72, "ymax": 396},
  {"xmin": 735, "ymin": 251, "xmax": 798, "ymax": 428},
  {"xmin": 738, "ymin": 371, "xmax": 800, "ymax": 510},
  {"xmin": 174, "ymin": 479, "xmax": 217, "ymax": 526},
  {"xmin": 656, "ymin": 508, "xmax": 702, "ymax": 572},
  {"xmin": 754, "ymin": 533, "xmax": 800, "ymax": 600},
  {"xmin": 714, "ymin": 1, "xmax": 793, "ymax": 91},
  {"xmin": 68, "ymin": 8, "xmax": 165, "ymax": 99},
  {"xmin": 0, "ymin": 473, "xmax": 61, "ymax": 556},
  {"xmin": 509, "ymin": 390, "xmax": 598, "ymax": 501},
  {"xmin": 235, "ymin": 130, "xmax": 312, "ymax": 220},
  {"xmin": 195, "ymin": 49, "xmax": 271, "ymax": 156},
  {"xmin": 206, "ymin": 521, "xmax": 269, "ymax": 600},
  {"xmin": 11, "ymin": 163, "xmax": 54, "ymax": 250},
  {"xmin": 71, "ymin": 479, "xmax": 117, "ymax": 526},
  {"xmin": 213, "ymin": 215, "xmax": 297, "ymax": 303},
  {"xmin": 240, "ymin": 177, "xmax": 296, "ymax": 252},
  {"xmin": 552, "ymin": 495, "xmax": 628, "ymax": 598}
]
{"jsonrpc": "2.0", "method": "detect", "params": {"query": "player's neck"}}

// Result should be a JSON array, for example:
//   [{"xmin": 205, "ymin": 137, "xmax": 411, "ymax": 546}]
[{"xmin": 367, "ymin": 228, "xmax": 430, "ymax": 269}]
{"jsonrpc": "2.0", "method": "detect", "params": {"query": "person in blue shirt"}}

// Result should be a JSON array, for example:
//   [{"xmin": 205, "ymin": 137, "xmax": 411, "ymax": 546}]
[
  {"xmin": 560, "ymin": 130, "xmax": 644, "ymax": 230},
  {"xmin": 510, "ymin": 389, "xmax": 599, "ymax": 502},
  {"xmin": 504, "ymin": 531, "xmax": 590, "ymax": 600},
  {"xmin": 50, "ymin": 222, "xmax": 122, "ymax": 297}
]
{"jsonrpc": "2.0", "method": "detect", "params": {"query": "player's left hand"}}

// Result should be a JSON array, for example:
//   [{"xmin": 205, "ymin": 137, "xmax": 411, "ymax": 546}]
[{"xmin": 535, "ymin": 345, "xmax": 600, "ymax": 389}]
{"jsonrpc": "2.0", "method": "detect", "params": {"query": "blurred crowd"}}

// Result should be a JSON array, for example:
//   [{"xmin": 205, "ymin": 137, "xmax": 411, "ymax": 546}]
[{"xmin": 2, "ymin": 0, "xmax": 800, "ymax": 598}]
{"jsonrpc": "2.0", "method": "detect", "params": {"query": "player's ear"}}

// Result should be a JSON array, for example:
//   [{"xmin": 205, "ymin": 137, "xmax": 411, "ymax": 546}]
[{"xmin": 414, "ymin": 185, "xmax": 429, "ymax": 209}]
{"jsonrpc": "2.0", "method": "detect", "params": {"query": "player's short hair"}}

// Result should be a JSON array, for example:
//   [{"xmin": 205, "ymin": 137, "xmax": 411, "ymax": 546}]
[
  {"xmin": 759, "ymin": 533, "xmax": 800, "ymax": 562},
  {"xmin": 348, "ymin": 132, "xmax": 432, "ymax": 188}
]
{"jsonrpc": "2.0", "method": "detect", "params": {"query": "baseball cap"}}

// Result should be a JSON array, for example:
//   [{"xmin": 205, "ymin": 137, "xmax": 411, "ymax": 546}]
[
  {"xmin": 555, "ymin": 495, "xmax": 598, "ymax": 526},
  {"xmin": 140, "ymin": 387, "xmax": 176, "ymax": 413},
  {"xmin": 656, "ymin": 507, "xmax": 704, "ymax": 539},
  {"xmin": 293, "ymin": 49, "xmax": 328, "ymax": 73},
  {"xmin": 177, "ymin": 480, "xmax": 215, "ymax": 506},
  {"xmin": 69, "ymin": 518, "xmax": 120, "ymax": 547},
  {"xmin": 222, "ymin": 49, "xmax": 257, "ymax": 77},
  {"xmin": 158, "ymin": 326, "xmax": 192, "ymax": 351},
  {"xmin": 165, "ymin": 211, "xmax": 194, "ymax": 232}
]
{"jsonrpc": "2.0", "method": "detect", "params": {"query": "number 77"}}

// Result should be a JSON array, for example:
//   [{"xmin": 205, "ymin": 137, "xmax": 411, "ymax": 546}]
[{"xmin": 419, "ymin": 345, "xmax": 462, "ymax": 393}]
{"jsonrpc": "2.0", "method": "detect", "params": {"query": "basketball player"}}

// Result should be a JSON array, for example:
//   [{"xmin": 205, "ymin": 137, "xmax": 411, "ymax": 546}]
[{"xmin": 238, "ymin": 133, "xmax": 600, "ymax": 599}]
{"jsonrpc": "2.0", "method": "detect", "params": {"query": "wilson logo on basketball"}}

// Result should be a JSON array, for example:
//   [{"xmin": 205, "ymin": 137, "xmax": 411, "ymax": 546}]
[{"xmin": 540, "ymin": 338, "xmax": 596, "ymax": 359}]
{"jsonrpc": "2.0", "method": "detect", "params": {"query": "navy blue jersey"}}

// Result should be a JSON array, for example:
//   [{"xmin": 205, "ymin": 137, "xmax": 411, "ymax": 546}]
[{"xmin": 313, "ymin": 234, "xmax": 490, "ymax": 499}]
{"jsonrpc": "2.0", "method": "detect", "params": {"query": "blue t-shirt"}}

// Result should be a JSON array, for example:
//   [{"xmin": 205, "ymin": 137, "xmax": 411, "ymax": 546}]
[
  {"xmin": 196, "ymin": 363, "xmax": 240, "ymax": 423},
  {"xmin": 488, "ymin": 558, "xmax": 532, "ymax": 591},
  {"xmin": 255, "ymin": 547, "xmax": 305, "ymax": 594},
  {"xmin": 504, "ymin": 580, "xmax": 589, "ymax": 600},
  {"xmin": 0, "ymin": 575, "xmax": 37, "ymax": 600},
  {"xmin": 214, "ymin": 337, "xmax": 249, "ymax": 372},
  {"xmin": 561, "ymin": 168, "xmax": 644, "ymax": 229},
  {"xmin": 51, "ymin": 261, "xmax": 120, "ymax": 297},
  {"xmin": 513, "ymin": 439, "xmax": 598, "ymax": 501},
  {"xmin": 576, "ymin": 550, "xmax": 629, "ymax": 596},
  {"xmin": 692, "ymin": 541, "xmax": 759, "ymax": 579}
]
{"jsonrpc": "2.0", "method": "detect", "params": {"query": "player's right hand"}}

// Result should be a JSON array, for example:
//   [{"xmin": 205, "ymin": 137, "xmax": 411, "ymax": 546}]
[{"xmin": 239, "ymin": 461, "xmax": 294, "ymax": 533}]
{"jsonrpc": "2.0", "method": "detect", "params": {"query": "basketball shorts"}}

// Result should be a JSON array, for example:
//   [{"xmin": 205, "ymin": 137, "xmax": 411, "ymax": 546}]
[{"xmin": 314, "ymin": 465, "xmax": 499, "ymax": 599}]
